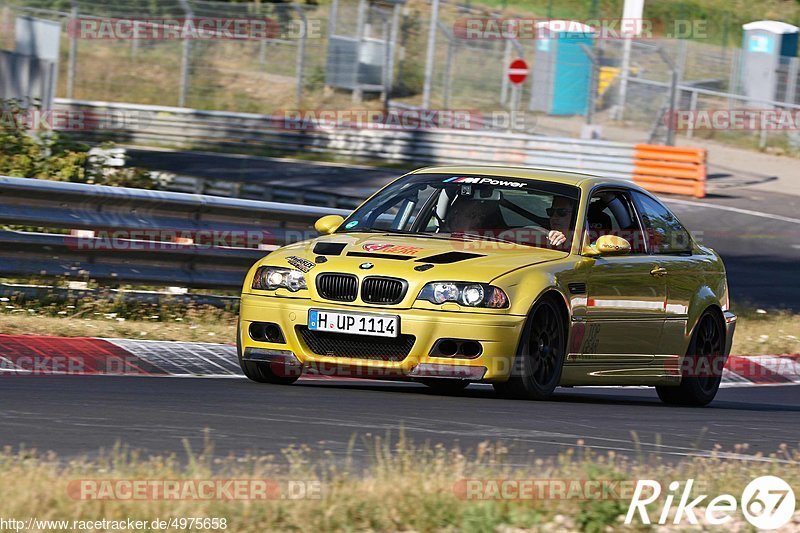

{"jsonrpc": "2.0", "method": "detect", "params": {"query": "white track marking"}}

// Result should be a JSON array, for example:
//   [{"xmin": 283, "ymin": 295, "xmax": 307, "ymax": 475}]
[{"xmin": 666, "ymin": 198, "xmax": 800, "ymax": 224}]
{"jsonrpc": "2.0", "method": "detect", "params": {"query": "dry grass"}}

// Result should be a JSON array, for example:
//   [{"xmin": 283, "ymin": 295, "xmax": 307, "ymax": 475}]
[
  {"xmin": 1, "ymin": 296, "xmax": 797, "ymax": 356},
  {"xmin": 0, "ymin": 436, "xmax": 798, "ymax": 532},
  {"xmin": 0, "ymin": 294, "xmax": 237, "ymax": 343},
  {"xmin": 731, "ymin": 309, "xmax": 800, "ymax": 356}
]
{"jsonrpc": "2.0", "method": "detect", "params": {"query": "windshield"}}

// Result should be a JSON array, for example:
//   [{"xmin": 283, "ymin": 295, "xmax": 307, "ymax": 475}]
[{"xmin": 338, "ymin": 174, "xmax": 581, "ymax": 250}]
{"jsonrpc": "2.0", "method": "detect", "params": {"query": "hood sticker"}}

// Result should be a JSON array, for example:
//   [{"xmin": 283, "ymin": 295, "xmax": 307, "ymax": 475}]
[
  {"xmin": 287, "ymin": 256, "xmax": 315, "ymax": 272},
  {"xmin": 363, "ymin": 243, "xmax": 422, "ymax": 255}
]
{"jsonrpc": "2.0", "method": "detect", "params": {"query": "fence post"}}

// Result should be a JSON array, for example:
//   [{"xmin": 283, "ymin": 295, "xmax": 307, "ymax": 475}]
[
  {"xmin": 686, "ymin": 89, "xmax": 698, "ymax": 140},
  {"xmin": 580, "ymin": 44, "xmax": 598, "ymax": 126},
  {"xmin": 500, "ymin": 39, "xmax": 511, "ymax": 106},
  {"xmin": 353, "ymin": 0, "xmax": 367, "ymax": 103},
  {"xmin": 387, "ymin": 2, "xmax": 401, "ymax": 90},
  {"xmin": 786, "ymin": 57, "xmax": 799, "ymax": 105},
  {"xmin": 294, "ymin": 5, "xmax": 307, "ymax": 109},
  {"xmin": 656, "ymin": 47, "xmax": 678, "ymax": 146},
  {"xmin": 177, "ymin": 0, "xmax": 193, "ymax": 108},
  {"xmin": 66, "ymin": 3, "xmax": 78, "ymax": 99},
  {"xmin": 616, "ymin": 37, "xmax": 632, "ymax": 120},
  {"xmin": 422, "ymin": 0, "xmax": 440, "ymax": 109}
]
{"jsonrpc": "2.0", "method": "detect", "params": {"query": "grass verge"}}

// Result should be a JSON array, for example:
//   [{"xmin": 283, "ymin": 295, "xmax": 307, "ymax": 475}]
[
  {"xmin": 1, "ymin": 293, "xmax": 798, "ymax": 356},
  {"xmin": 0, "ymin": 436, "xmax": 798, "ymax": 532}
]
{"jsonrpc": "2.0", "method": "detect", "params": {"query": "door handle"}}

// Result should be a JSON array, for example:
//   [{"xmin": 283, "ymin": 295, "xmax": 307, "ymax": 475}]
[{"xmin": 650, "ymin": 266, "xmax": 668, "ymax": 277}]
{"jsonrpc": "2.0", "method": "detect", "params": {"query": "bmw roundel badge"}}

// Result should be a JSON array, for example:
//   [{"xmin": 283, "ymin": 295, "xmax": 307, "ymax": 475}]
[{"xmin": 359, "ymin": 262, "xmax": 374, "ymax": 270}]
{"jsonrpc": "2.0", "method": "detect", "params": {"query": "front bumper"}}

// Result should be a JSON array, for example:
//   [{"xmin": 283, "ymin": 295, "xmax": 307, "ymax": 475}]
[{"xmin": 238, "ymin": 293, "xmax": 527, "ymax": 382}]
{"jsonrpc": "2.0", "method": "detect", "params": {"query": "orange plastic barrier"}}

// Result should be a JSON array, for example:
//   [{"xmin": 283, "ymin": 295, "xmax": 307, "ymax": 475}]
[{"xmin": 632, "ymin": 144, "xmax": 707, "ymax": 198}]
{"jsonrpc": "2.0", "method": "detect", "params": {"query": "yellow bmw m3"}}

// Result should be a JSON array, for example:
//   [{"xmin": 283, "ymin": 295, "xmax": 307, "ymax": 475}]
[{"xmin": 237, "ymin": 166, "xmax": 736, "ymax": 406}]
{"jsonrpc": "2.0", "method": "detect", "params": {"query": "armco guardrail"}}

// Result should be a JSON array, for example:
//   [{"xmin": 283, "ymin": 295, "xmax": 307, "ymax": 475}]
[
  {"xmin": 0, "ymin": 176, "xmax": 349, "ymax": 288},
  {"xmin": 54, "ymin": 99, "xmax": 707, "ymax": 198},
  {"xmin": 154, "ymin": 172, "xmax": 363, "ymax": 209}
]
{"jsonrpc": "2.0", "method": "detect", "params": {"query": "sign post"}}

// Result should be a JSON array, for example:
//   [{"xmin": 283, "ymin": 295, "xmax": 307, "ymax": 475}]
[{"xmin": 507, "ymin": 58, "xmax": 528, "ymax": 132}]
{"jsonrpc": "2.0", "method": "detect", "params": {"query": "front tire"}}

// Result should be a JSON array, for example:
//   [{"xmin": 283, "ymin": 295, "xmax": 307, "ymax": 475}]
[
  {"xmin": 236, "ymin": 323, "xmax": 300, "ymax": 385},
  {"xmin": 656, "ymin": 311, "xmax": 725, "ymax": 407},
  {"xmin": 493, "ymin": 297, "xmax": 566, "ymax": 400}
]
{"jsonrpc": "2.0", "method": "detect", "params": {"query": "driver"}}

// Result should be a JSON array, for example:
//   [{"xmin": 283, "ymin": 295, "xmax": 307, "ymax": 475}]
[{"xmin": 546, "ymin": 196, "xmax": 574, "ymax": 247}]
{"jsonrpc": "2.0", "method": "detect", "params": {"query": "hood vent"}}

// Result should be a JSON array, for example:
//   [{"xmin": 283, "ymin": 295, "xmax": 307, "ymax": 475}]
[
  {"xmin": 416, "ymin": 251, "xmax": 484, "ymax": 264},
  {"xmin": 313, "ymin": 242, "xmax": 347, "ymax": 256}
]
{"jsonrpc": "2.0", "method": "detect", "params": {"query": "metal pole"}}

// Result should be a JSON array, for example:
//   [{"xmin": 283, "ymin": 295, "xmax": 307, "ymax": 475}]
[
  {"xmin": 353, "ymin": 0, "xmax": 367, "ymax": 103},
  {"xmin": 295, "ymin": 6, "xmax": 307, "ymax": 108},
  {"xmin": 580, "ymin": 44, "xmax": 598, "ymax": 126},
  {"xmin": 387, "ymin": 3, "xmax": 401, "ymax": 89},
  {"xmin": 616, "ymin": 36, "xmax": 632, "ymax": 120},
  {"xmin": 381, "ymin": 14, "xmax": 390, "ymax": 106},
  {"xmin": 177, "ymin": 0, "xmax": 193, "ymax": 108},
  {"xmin": 500, "ymin": 39, "xmax": 511, "ymax": 105},
  {"xmin": 509, "ymin": 84, "xmax": 519, "ymax": 132},
  {"xmin": 442, "ymin": 37, "xmax": 455, "ymax": 109},
  {"xmin": 66, "ymin": 4, "xmax": 78, "ymax": 99},
  {"xmin": 686, "ymin": 90, "xmax": 698, "ymax": 140},
  {"xmin": 328, "ymin": 0, "xmax": 338, "ymax": 38},
  {"xmin": 786, "ymin": 57, "xmax": 799, "ymax": 105},
  {"xmin": 654, "ymin": 47, "xmax": 678, "ymax": 146},
  {"xmin": 422, "ymin": 0, "xmax": 440, "ymax": 109}
]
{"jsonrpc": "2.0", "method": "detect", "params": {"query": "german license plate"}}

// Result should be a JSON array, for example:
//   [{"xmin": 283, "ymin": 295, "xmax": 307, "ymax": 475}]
[{"xmin": 308, "ymin": 309, "xmax": 399, "ymax": 338}]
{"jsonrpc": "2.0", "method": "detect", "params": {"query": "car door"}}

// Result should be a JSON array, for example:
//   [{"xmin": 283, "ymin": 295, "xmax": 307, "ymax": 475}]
[
  {"xmin": 630, "ymin": 191, "xmax": 696, "ymax": 360},
  {"xmin": 580, "ymin": 189, "xmax": 666, "ymax": 364}
]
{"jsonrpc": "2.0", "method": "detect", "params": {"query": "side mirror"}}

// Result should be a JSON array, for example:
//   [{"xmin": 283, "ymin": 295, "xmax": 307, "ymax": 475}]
[
  {"xmin": 583, "ymin": 235, "xmax": 631, "ymax": 256},
  {"xmin": 314, "ymin": 215, "xmax": 345, "ymax": 235}
]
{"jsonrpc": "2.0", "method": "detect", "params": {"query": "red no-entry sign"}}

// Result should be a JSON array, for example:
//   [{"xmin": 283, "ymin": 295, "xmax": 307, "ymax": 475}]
[{"xmin": 507, "ymin": 58, "xmax": 529, "ymax": 84}]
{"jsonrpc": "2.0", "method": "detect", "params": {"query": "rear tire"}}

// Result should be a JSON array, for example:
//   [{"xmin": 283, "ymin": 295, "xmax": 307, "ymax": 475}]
[
  {"xmin": 419, "ymin": 379, "xmax": 470, "ymax": 394},
  {"xmin": 236, "ymin": 322, "xmax": 300, "ymax": 385},
  {"xmin": 493, "ymin": 297, "xmax": 566, "ymax": 400},
  {"xmin": 656, "ymin": 311, "xmax": 725, "ymax": 407}
]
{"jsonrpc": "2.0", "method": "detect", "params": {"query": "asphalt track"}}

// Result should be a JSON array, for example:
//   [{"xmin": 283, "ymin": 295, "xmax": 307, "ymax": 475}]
[
  {"xmin": 129, "ymin": 148, "xmax": 800, "ymax": 310},
  {"xmin": 1, "ymin": 375, "xmax": 799, "ymax": 463},
  {"xmin": 1, "ymin": 149, "xmax": 796, "ymax": 462}
]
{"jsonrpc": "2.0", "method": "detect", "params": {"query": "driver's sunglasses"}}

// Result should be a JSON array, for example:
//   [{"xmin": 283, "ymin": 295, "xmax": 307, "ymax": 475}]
[{"xmin": 546, "ymin": 207, "xmax": 570, "ymax": 217}]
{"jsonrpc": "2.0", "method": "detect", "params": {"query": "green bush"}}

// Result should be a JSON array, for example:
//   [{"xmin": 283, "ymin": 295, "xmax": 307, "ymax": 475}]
[{"xmin": 0, "ymin": 99, "xmax": 154, "ymax": 188}]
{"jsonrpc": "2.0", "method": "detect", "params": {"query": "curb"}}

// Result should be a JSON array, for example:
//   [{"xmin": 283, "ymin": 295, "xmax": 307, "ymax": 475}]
[{"xmin": 1, "ymin": 334, "xmax": 798, "ymax": 387}]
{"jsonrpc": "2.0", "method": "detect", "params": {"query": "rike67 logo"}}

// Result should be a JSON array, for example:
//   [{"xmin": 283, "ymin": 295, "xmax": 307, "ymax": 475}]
[{"xmin": 625, "ymin": 476, "xmax": 796, "ymax": 530}]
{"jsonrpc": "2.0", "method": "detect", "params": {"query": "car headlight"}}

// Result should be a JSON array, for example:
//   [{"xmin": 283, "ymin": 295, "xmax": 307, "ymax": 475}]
[
  {"xmin": 417, "ymin": 282, "xmax": 509, "ymax": 308},
  {"xmin": 252, "ymin": 267, "xmax": 307, "ymax": 292}
]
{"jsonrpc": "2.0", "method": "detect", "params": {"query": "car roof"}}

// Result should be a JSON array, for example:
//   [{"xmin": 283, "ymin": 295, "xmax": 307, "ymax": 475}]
[{"xmin": 407, "ymin": 165, "xmax": 639, "ymax": 191}]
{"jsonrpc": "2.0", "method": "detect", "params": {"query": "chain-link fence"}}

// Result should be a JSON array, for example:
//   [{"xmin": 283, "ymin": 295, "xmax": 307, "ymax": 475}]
[{"xmin": 3, "ymin": 0, "xmax": 800, "ymax": 150}]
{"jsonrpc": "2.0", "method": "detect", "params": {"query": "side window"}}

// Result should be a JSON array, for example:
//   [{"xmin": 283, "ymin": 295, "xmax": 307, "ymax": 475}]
[
  {"xmin": 632, "ymin": 192, "xmax": 692, "ymax": 254},
  {"xmin": 585, "ymin": 191, "xmax": 646, "ymax": 253}
]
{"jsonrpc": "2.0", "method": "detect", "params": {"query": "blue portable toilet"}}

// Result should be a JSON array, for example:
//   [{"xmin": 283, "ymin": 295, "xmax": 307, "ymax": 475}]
[
  {"xmin": 741, "ymin": 20, "xmax": 799, "ymax": 104},
  {"xmin": 531, "ymin": 20, "xmax": 595, "ymax": 115}
]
